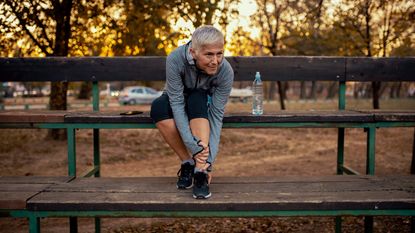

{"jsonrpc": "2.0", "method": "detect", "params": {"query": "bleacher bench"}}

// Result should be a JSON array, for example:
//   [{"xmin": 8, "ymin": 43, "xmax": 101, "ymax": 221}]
[
  {"xmin": 1, "ymin": 175, "xmax": 414, "ymax": 233},
  {"xmin": 1, "ymin": 56, "xmax": 414, "ymax": 233}
]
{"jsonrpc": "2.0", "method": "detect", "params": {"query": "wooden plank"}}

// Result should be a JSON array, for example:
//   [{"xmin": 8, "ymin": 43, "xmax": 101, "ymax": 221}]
[
  {"xmin": 2, "ymin": 110, "xmax": 413, "ymax": 125},
  {"xmin": 0, "ymin": 57, "xmax": 166, "ymax": 82},
  {"xmin": 64, "ymin": 111, "xmax": 153, "ymax": 124},
  {"xmin": 0, "ymin": 176, "xmax": 73, "ymax": 184},
  {"xmin": 0, "ymin": 192, "xmax": 40, "ymax": 210},
  {"xmin": 0, "ymin": 111, "xmax": 66, "ymax": 123},
  {"xmin": 43, "ymin": 179, "xmax": 395, "ymax": 194},
  {"xmin": 223, "ymin": 111, "xmax": 374, "ymax": 123},
  {"xmin": 353, "ymin": 110, "xmax": 415, "ymax": 122},
  {"xmin": 41, "ymin": 176, "xmax": 408, "ymax": 194},
  {"xmin": 228, "ymin": 56, "xmax": 346, "ymax": 81},
  {"xmin": 46, "ymin": 175, "xmax": 375, "ymax": 185},
  {"xmin": 0, "ymin": 56, "xmax": 346, "ymax": 82},
  {"xmin": 64, "ymin": 111, "xmax": 375, "ymax": 124},
  {"xmin": 27, "ymin": 190, "xmax": 415, "ymax": 212},
  {"xmin": 1, "ymin": 57, "xmax": 414, "ymax": 82},
  {"xmin": 346, "ymin": 57, "xmax": 415, "ymax": 81},
  {"xmin": 0, "ymin": 176, "xmax": 73, "ymax": 210},
  {"xmin": 361, "ymin": 111, "xmax": 415, "ymax": 122},
  {"xmin": 0, "ymin": 184, "xmax": 54, "ymax": 192},
  {"xmin": 28, "ymin": 176, "xmax": 415, "ymax": 212}
]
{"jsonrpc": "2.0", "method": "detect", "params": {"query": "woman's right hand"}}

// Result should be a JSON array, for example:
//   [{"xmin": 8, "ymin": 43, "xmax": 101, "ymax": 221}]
[{"xmin": 195, "ymin": 141, "xmax": 209, "ymax": 164}]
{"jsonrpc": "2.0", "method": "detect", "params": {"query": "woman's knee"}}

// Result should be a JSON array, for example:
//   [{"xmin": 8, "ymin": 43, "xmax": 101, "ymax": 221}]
[
  {"xmin": 150, "ymin": 94, "xmax": 173, "ymax": 123},
  {"xmin": 186, "ymin": 90, "xmax": 208, "ymax": 120}
]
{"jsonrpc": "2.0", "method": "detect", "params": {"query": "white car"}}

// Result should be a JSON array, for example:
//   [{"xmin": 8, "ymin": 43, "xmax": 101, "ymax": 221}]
[{"xmin": 118, "ymin": 86, "xmax": 162, "ymax": 105}]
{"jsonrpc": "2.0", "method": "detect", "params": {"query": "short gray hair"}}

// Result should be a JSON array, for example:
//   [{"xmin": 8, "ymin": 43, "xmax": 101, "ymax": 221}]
[{"xmin": 191, "ymin": 25, "xmax": 224, "ymax": 50}]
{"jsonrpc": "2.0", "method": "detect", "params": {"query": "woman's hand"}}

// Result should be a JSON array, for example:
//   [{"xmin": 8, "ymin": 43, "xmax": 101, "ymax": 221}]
[{"xmin": 195, "ymin": 141, "xmax": 209, "ymax": 164}]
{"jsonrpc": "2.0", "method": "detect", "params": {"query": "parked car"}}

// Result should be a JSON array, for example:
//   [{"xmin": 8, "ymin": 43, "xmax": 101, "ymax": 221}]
[{"xmin": 118, "ymin": 86, "xmax": 162, "ymax": 105}]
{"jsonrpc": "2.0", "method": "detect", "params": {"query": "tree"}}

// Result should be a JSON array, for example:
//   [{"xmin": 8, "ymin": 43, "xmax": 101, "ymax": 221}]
[
  {"xmin": 333, "ymin": 0, "xmax": 415, "ymax": 108},
  {"xmin": 249, "ymin": 0, "xmax": 306, "ymax": 109},
  {"xmin": 1, "ymin": 0, "xmax": 73, "ymax": 139}
]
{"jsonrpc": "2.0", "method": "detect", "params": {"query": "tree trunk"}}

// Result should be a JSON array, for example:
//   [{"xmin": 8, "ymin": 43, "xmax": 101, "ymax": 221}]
[
  {"xmin": 379, "ymin": 82, "xmax": 386, "ymax": 98},
  {"xmin": 78, "ymin": 82, "xmax": 92, "ymax": 99},
  {"xmin": 283, "ymin": 82, "xmax": 289, "ymax": 99},
  {"xmin": 354, "ymin": 82, "xmax": 359, "ymax": 98},
  {"xmin": 48, "ymin": 82, "xmax": 68, "ymax": 139},
  {"xmin": 308, "ymin": 81, "xmax": 317, "ymax": 99},
  {"xmin": 47, "ymin": 0, "xmax": 73, "ymax": 140},
  {"xmin": 268, "ymin": 82, "xmax": 275, "ymax": 101},
  {"xmin": 372, "ymin": 81, "xmax": 380, "ymax": 109},
  {"xmin": 396, "ymin": 82, "xmax": 402, "ymax": 98},
  {"xmin": 326, "ymin": 82, "xmax": 337, "ymax": 99},
  {"xmin": 389, "ymin": 83, "xmax": 396, "ymax": 99},
  {"xmin": 300, "ymin": 81, "xmax": 306, "ymax": 99},
  {"xmin": 263, "ymin": 82, "xmax": 269, "ymax": 102},
  {"xmin": 277, "ymin": 81, "xmax": 285, "ymax": 110}
]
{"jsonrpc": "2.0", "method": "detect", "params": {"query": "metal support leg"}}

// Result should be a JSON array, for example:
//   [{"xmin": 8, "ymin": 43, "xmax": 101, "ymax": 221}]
[
  {"xmin": 94, "ymin": 128, "xmax": 101, "ymax": 233},
  {"xmin": 337, "ymin": 128, "xmax": 345, "ymax": 175},
  {"xmin": 95, "ymin": 218, "xmax": 101, "ymax": 233},
  {"xmin": 67, "ymin": 127, "xmax": 76, "ymax": 177},
  {"xmin": 92, "ymin": 81, "xmax": 101, "ymax": 233},
  {"xmin": 365, "ymin": 127, "xmax": 376, "ymax": 233},
  {"xmin": 335, "ymin": 216, "xmax": 342, "ymax": 233},
  {"xmin": 335, "ymin": 127, "xmax": 345, "ymax": 233},
  {"xmin": 29, "ymin": 215, "xmax": 40, "ymax": 233},
  {"xmin": 364, "ymin": 217, "xmax": 373, "ymax": 233},
  {"xmin": 94, "ymin": 129, "xmax": 100, "ymax": 177},
  {"xmin": 70, "ymin": 217, "xmax": 78, "ymax": 233},
  {"xmin": 336, "ymin": 80, "xmax": 346, "ymax": 233},
  {"xmin": 67, "ymin": 128, "xmax": 78, "ymax": 233},
  {"xmin": 366, "ymin": 127, "xmax": 376, "ymax": 175}
]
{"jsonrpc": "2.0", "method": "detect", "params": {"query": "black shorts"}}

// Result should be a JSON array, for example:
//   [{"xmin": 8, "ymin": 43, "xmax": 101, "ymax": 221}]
[{"xmin": 150, "ymin": 89, "xmax": 209, "ymax": 123}]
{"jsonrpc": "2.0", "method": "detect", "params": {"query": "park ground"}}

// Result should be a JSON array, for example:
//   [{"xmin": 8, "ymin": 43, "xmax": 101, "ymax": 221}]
[{"xmin": 0, "ymin": 98, "xmax": 414, "ymax": 232}]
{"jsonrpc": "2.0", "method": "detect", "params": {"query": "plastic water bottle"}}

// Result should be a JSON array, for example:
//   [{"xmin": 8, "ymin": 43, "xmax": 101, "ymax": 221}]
[{"xmin": 252, "ymin": 71, "xmax": 263, "ymax": 115}]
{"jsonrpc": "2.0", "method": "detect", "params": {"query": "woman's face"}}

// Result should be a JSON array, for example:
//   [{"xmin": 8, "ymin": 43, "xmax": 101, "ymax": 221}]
[{"xmin": 190, "ymin": 43, "xmax": 224, "ymax": 75}]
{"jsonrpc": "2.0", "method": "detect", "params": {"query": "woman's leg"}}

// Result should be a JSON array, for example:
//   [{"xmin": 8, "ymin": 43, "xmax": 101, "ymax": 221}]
[
  {"xmin": 187, "ymin": 90, "xmax": 210, "ymax": 170},
  {"xmin": 151, "ymin": 94, "xmax": 191, "ymax": 161}
]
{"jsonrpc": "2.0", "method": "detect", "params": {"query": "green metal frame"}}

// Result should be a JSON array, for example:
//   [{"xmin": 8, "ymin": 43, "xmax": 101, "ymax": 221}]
[
  {"xmin": 336, "ymin": 80, "xmax": 346, "ymax": 233},
  {"xmin": 3, "ymin": 209, "xmax": 415, "ymax": 218},
  {"xmin": 2, "ymin": 209, "xmax": 414, "ymax": 233},
  {"xmin": 23, "ymin": 121, "xmax": 411, "ymax": 184},
  {"xmin": 1, "ymin": 80, "xmax": 414, "ymax": 233},
  {"xmin": 29, "ymin": 121, "xmax": 415, "ymax": 129}
]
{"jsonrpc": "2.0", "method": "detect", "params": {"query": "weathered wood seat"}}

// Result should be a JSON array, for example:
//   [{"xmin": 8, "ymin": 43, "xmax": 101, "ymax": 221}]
[
  {"xmin": 27, "ymin": 176, "xmax": 415, "ymax": 215},
  {"xmin": 64, "ymin": 110, "xmax": 376, "ymax": 124},
  {"xmin": 0, "ymin": 111, "xmax": 66, "ymax": 124},
  {"xmin": 63, "ymin": 110, "xmax": 415, "ymax": 124},
  {"xmin": 2, "ymin": 175, "xmax": 414, "ymax": 232},
  {"xmin": 1, "ymin": 110, "xmax": 414, "ymax": 125},
  {"xmin": 0, "ymin": 176, "xmax": 73, "ymax": 211}
]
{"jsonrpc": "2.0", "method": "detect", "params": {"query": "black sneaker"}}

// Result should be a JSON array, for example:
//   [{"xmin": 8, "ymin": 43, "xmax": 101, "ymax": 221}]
[
  {"xmin": 192, "ymin": 172, "xmax": 211, "ymax": 199},
  {"xmin": 176, "ymin": 162, "xmax": 195, "ymax": 189}
]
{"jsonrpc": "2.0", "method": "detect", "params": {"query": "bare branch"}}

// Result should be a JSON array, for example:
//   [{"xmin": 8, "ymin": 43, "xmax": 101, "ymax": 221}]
[
  {"xmin": 30, "ymin": 1, "xmax": 53, "ymax": 48},
  {"xmin": 5, "ymin": 0, "xmax": 52, "ymax": 55}
]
